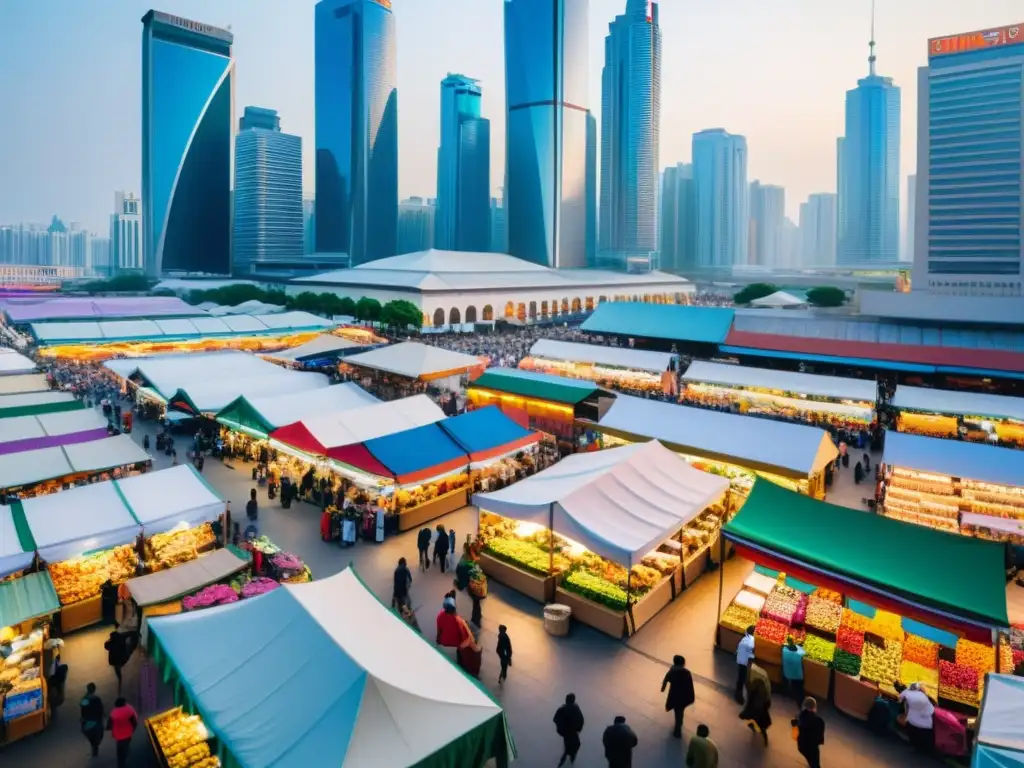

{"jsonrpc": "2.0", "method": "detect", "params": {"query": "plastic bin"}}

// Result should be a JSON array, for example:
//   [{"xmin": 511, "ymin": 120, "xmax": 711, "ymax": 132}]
[{"xmin": 544, "ymin": 604, "xmax": 572, "ymax": 637}]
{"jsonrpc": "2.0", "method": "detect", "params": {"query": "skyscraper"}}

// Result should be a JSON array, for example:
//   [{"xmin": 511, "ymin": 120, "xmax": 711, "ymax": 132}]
[
  {"xmin": 598, "ymin": 0, "xmax": 661, "ymax": 272},
  {"xmin": 303, "ymin": 199, "xmax": 316, "ymax": 255},
  {"xmin": 905, "ymin": 174, "xmax": 915, "ymax": 263},
  {"xmin": 110, "ymin": 192, "xmax": 143, "ymax": 272},
  {"xmin": 141, "ymin": 11, "xmax": 234, "ymax": 276},
  {"xmin": 692, "ymin": 128, "xmax": 748, "ymax": 266},
  {"xmin": 490, "ymin": 193, "xmax": 508, "ymax": 254},
  {"xmin": 914, "ymin": 23, "xmax": 1023, "ymax": 296},
  {"xmin": 660, "ymin": 163, "xmax": 697, "ymax": 272},
  {"xmin": 233, "ymin": 107, "xmax": 304, "ymax": 274},
  {"xmin": 799, "ymin": 193, "xmax": 838, "ymax": 266},
  {"xmin": 836, "ymin": 12, "xmax": 900, "ymax": 265},
  {"xmin": 315, "ymin": 0, "xmax": 398, "ymax": 265},
  {"xmin": 68, "ymin": 225, "xmax": 90, "ymax": 270},
  {"xmin": 504, "ymin": 0, "xmax": 595, "ymax": 269},
  {"xmin": 397, "ymin": 198, "xmax": 435, "ymax": 255},
  {"xmin": 749, "ymin": 181, "xmax": 785, "ymax": 266},
  {"xmin": 434, "ymin": 75, "xmax": 491, "ymax": 252},
  {"xmin": 90, "ymin": 237, "xmax": 113, "ymax": 277}
]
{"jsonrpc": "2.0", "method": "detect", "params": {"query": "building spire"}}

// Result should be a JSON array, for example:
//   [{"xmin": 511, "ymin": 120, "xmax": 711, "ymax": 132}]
[{"xmin": 868, "ymin": 0, "xmax": 877, "ymax": 75}]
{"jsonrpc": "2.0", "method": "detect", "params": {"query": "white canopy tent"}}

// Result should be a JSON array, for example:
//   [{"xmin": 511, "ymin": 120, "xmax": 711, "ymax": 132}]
[
  {"xmin": 0, "ymin": 446, "xmax": 74, "ymax": 489},
  {"xmin": 474, "ymin": 441, "xmax": 729, "ymax": 568},
  {"xmin": 264, "ymin": 334, "xmax": 368, "ymax": 363},
  {"xmin": 0, "ymin": 373, "xmax": 48, "ymax": 395},
  {"xmin": 35, "ymin": 408, "xmax": 108, "ymax": 436},
  {"xmin": 62, "ymin": 434, "xmax": 150, "ymax": 474},
  {"xmin": 528, "ymin": 339, "xmax": 674, "ymax": 374},
  {"xmin": 217, "ymin": 383, "xmax": 381, "ymax": 435},
  {"xmin": 893, "ymin": 385, "xmax": 1024, "ymax": 424},
  {"xmin": 0, "ymin": 434, "xmax": 149, "ymax": 490},
  {"xmin": 682, "ymin": 360, "xmax": 877, "ymax": 403},
  {"xmin": 21, "ymin": 481, "xmax": 141, "ymax": 563},
  {"xmin": 0, "ymin": 507, "xmax": 34, "ymax": 577},
  {"xmin": 750, "ymin": 291, "xmax": 807, "ymax": 308},
  {"xmin": 169, "ymin": 370, "xmax": 330, "ymax": 414},
  {"xmin": 0, "ymin": 349, "xmax": 38, "ymax": 375},
  {"xmin": 115, "ymin": 464, "xmax": 224, "ymax": 536},
  {"xmin": 973, "ymin": 674, "xmax": 1024, "ymax": 768},
  {"xmin": 344, "ymin": 341, "xmax": 482, "ymax": 380}
]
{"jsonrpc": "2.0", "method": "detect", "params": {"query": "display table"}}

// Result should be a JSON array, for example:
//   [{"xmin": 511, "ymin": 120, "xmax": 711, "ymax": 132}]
[
  {"xmin": 478, "ymin": 552, "xmax": 554, "ymax": 604},
  {"xmin": 754, "ymin": 636, "xmax": 783, "ymax": 666},
  {"xmin": 3, "ymin": 708, "xmax": 46, "ymax": 744},
  {"xmin": 718, "ymin": 625, "xmax": 743, "ymax": 655},
  {"xmin": 804, "ymin": 658, "xmax": 832, "ymax": 700},
  {"xmin": 627, "ymin": 576, "xmax": 675, "ymax": 635},
  {"xmin": 834, "ymin": 672, "xmax": 878, "ymax": 720},
  {"xmin": 683, "ymin": 548, "xmax": 709, "ymax": 587},
  {"xmin": 397, "ymin": 487, "xmax": 468, "ymax": 532},
  {"xmin": 60, "ymin": 594, "xmax": 102, "ymax": 633},
  {"xmin": 554, "ymin": 587, "xmax": 626, "ymax": 639}
]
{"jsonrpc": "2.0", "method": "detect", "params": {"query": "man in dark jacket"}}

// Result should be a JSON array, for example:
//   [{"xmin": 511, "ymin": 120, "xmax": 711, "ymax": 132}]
[
  {"xmin": 417, "ymin": 527, "xmax": 432, "ymax": 570},
  {"xmin": 553, "ymin": 693, "xmax": 585, "ymax": 766},
  {"xmin": 661, "ymin": 654, "xmax": 695, "ymax": 738},
  {"xmin": 104, "ymin": 631, "xmax": 129, "ymax": 694},
  {"xmin": 794, "ymin": 696, "xmax": 826, "ymax": 768},
  {"xmin": 80, "ymin": 682, "xmax": 105, "ymax": 757},
  {"xmin": 433, "ymin": 524, "xmax": 450, "ymax": 573},
  {"xmin": 602, "ymin": 715, "xmax": 638, "ymax": 768},
  {"xmin": 392, "ymin": 557, "xmax": 412, "ymax": 610}
]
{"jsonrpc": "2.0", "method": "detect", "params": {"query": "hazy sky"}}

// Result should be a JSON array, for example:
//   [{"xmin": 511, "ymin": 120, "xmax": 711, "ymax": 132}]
[{"xmin": 1, "ymin": 0, "xmax": 1021, "ymax": 232}]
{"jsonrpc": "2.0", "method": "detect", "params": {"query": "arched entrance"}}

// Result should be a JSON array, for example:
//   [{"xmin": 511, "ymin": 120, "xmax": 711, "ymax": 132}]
[
  {"xmin": 585, "ymin": 297, "xmax": 595, "ymax": 311},
  {"xmin": 560, "ymin": 298, "xmax": 570, "ymax": 314},
  {"xmin": 504, "ymin": 301, "xmax": 515, "ymax": 317},
  {"xmin": 432, "ymin": 308, "xmax": 445, "ymax": 327},
  {"xmin": 517, "ymin": 302, "xmax": 527, "ymax": 320},
  {"xmin": 449, "ymin": 307, "xmax": 461, "ymax": 325},
  {"xmin": 528, "ymin": 301, "xmax": 537, "ymax": 319},
  {"xmin": 465, "ymin": 306, "xmax": 477, "ymax": 323},
  {"xmin": 482, "ymin": 305, "xmax": 494, "ymax": 321},
  {"xmin": 571, "ymin": 297, "xmax": 582, "ymax": 313},
  {"xmin": 541, "ymin": 300, "xmax": 549, "ymax": 317}
]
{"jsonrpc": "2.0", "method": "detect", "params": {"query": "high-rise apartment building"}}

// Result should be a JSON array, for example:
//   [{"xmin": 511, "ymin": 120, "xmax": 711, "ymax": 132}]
[
  {"xmin": 435, "ymin": 75, "xmax": 491, "ymax": 252},
  {"xmin": 660, "ymin": 163, "xmax": 697, "ymax": 272},
  {"xmin": 504, "ymin": 0, "xmax": 595, "ymax": 269},
  {"xmin": 490, "ymin": 194, "xmax": 508, "ymax": 254},
  {"xmin": 110, "ymin": 191, "xmax": 143, "ymax": 271},
  {"xmin": 397, "ymin": 197, "xmax": 435, "ymax": 255},
  {"xmin": 749, "ymin": 181, "xmax": 786, "ymax": 266},
  {"xmin": 905, "ymin": 174, "xmax": 916, "ymax": 263},
  {"xmin": 799, "ymin": 193, "xmax": 838, "ymax": 266},
  {"xmin": 837, "ymin": 23, "xmax": 900, "ymax": 264},
  {"xmin": 315, "ymin": 0, "xmax": 398, "ymax": 265},
  {"xmin": 598, "ymin": 0, "xmax": 661, "ymax": 272},
  {"xmin": 692, "ymin": 129, "xmax": 748, "ymax": 266},
  {"xmin": 68, "ymin": 225, "xmax": 90, "ymax": 270},
  {"xmin": 142, "ymin": 10, "xmax": 234, "ymax": 276},
  {"xmin": 303, "ymin": 199, "xmax": 316, "ymax": 255},
  {"xmin": 233, "ymin": 107, "xmax": 304, "ymax": 274},
  {"xmin": 91, "ymin": 237, "xmax": 113, "ymax": 277},
  {"xmin": 913, "ymin": 23, "xmax": 1024, "ymax": 296}
]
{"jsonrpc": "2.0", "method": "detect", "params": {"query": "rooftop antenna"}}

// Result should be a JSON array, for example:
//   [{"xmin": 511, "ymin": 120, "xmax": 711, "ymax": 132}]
[{"xmin": 868, "ymin": 0, "xmax": 877, "ymax": 75}]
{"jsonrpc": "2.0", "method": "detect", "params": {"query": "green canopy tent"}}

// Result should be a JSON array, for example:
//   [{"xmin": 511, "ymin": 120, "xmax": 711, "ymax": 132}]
[{"xmin": 0, "ymin": 572, "xmax": 59, "ymax": 630}]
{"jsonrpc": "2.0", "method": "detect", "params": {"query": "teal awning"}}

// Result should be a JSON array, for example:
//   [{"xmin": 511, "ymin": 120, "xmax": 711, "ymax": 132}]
[
  {"xmin": 582, "ymin": 302, "xmax": 735, "ymax": 344},
  {"xmin": 0, "ymin": 572, "xmax": 60, "ymax": 629}
]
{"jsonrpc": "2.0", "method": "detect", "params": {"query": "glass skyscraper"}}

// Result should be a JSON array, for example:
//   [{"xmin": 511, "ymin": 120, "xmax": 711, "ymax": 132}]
[
  {"xmin": 141, "ymin": 11, "xmax": 234, "ymax": 276},
  {"xmin": 749, "ymin": 181, "xmax": 785, "ymax": 266},
  {"xmin": 660, "ymin": 163, "xmax": 697, "ymax": 272},
  {"xmin": 692, "ymin": 128, "xmax": 748, "ymax": 266},
  {"xmin": 504, "ymin": 0, "xmax": 595, "ymax": 269},
  {"xmin": 837, "ymin": 37, "xmax": 900, "ymax": 265},
  {"xmin": 233, "ymin": 107, "xmax": 304, "ymax": 275},
  {"xmin": 435, "ymin": 75, "xmax": 491, "ymax": 252},
  {"xmin": 599, "ymin": 0, "xmax": 661, "ymax": 272},
  {"xmin": 913, "ymin": 24, "xmax": 1024, "ymax": 296},
  {"xmin": 315, "ymin": 0, "xmax": 398, "ymax": 265}
]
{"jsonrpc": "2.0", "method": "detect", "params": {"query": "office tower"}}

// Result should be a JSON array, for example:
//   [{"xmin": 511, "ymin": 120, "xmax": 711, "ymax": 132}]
[
  {"xmin": 598, "ymin": 0, "xmax": 661, "ymax": 271},
  {"xmin": 303, "ymin": 199, "xmax": 316, "ymax": 255},
  {"xmin": 233, "ymin": 107, "xmax": 304, "ymax": 274},
  {"xmin": 799, "ymin": 193, "xmax": 838, "ymax": 266},
  {"xmin": 505, "ymin": 0, "xmax": 594, "ymax": 269},
  {"xmin": 110, "ymin": 191, "xmax": 143, "ymax": 271},
  {"xmin": 490, "ymin": 194, "xmax": 508, "ymax": 254},
  {"xmin": 913, "ymin": 24, "xmax": 1024, "ymax": 296},
  {"xmin": 397, "ymin": 197, "xmax": 435, "ymax": 255},
  {"xmin": 749, "ymin": 181, "xmax": 785, "ymax": 266},
  {"xmin": 90, "ymin": 237, "xmax": 113, "ymax": 277},
  {"xmin": 68, "ymin": 226, "xmax": 90, "ymax": 270},
  {"xmin": 435, "ymin": 75, "xmax": 491, "ymax": 252},
  {"xmin": 836, "ymin": 12, "xmax": 900, "ymax": 264},
  {"xmin": 660, "ymin": 163, "xmax": 697, "ymax": 272},
  {"xmin": 315, "ymin": 0, "xmax": 398, "ymax": 265},
  {"xmin": 904, "ymin": 174, "xmax": 915, "ymax": 263},
  {"xmin": 142, "ymin": 11, "xmax": 234, "ymax": 276},
  {"xmin": 692, "ymin": 128, "xmax": 748, "ymax": 266}
]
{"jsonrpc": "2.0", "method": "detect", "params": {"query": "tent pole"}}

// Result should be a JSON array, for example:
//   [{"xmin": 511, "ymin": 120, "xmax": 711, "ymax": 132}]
[
  {"xmin": 716, "ymin": 533, "xmax": 725, "ymax": 620},
  {"xmin": 548, "ymin": 503, "xmax": 554, "ymax": 574}
]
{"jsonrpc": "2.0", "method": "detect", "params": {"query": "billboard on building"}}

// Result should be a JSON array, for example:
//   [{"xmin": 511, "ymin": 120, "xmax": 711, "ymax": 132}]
[{"xmin": 929, "ymin": 23, "xmax": 1022, "ymax": 58}]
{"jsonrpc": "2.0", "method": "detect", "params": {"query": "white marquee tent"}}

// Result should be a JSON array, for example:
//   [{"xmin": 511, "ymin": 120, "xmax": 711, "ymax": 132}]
[
  {"xmin": 682, "ymin": 360, "xmax": 877, "ymax": 403},
  {"xmin": 0, "ymin": 349, "xmax": 37, "ymax": 375},
  {"xmin": 893, "ymin": 385, "xmax": 1024, "ymax": 424},
  {"xmin": 115, "ymin": 464, "xmax": 225, "ymax": 536},
  {"xmin": 750, "ymin": 291, "xmax": 807, "ymax": 308},
  {"xmin": 0, "ymin": 434, "xmax": 149, "ymax": 490},
  {"xmin": 344, "ymin": 341, "xmax": 482, "ymax": 380},
  {"xmin": 216, "ymin": 383, "xmax": 381, "ymax": 436},
  {"xmin": 0, "ymin": 506, "xmax": 34, "ymax": 577},
  {"xmin": 528, "ymin": 339, "xmax": 675, "ymax": 374}
]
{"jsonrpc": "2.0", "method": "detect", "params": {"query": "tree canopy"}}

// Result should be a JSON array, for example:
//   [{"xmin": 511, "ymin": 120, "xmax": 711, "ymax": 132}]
[
  {"xmin": 806, "ymin": 286, "xmax": 846, "ymax": 307},
  {"xmin": 381, "ymin": 299, "xmax": 423, "ymax": 330},
  {"xmin": 733, "ymin": 282, "xmax": 778, "ymax": 305}
]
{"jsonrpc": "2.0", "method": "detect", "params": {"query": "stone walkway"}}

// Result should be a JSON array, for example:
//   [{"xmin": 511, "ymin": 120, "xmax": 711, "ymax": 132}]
[{"xmin": 1, "ymin": 414, "xmax": 942, "ymax": 767}]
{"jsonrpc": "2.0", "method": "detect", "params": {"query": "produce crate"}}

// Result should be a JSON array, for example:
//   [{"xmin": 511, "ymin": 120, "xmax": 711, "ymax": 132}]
[
  {"xmin": 683, "ymin": 547, "xmax": 709, "ymax": 588},
  {"xmin": 60, "ymin": 594, "xmax": 102, "ymax": 633},
  {"xmin": 397, "ymin": 487, "xmax": 468, "ymax": 532},
  {"xmin": 554, "ymin": 587, "xmax": 626, "ymax": 639},
  {"xmin": 803, "ymin": 658, "xmax": 832, "ymax": 700},
  {"xmin": 833, "ymin": 672, "xmax": 878, "ymax": 721},
  {"xmin": 718, "ymin": 625, "xmax": 743, "ymax": 655},
  {"xmin": 754, "ymin": 636, "xmax": 783, "ymax": 666},
  {"xmin": 478, "ymin": 552, "xmax": 554, "ymax": 604},
  {"xmin": 627, "ymin": 576, "xmax": 674, "ymax": 635}
]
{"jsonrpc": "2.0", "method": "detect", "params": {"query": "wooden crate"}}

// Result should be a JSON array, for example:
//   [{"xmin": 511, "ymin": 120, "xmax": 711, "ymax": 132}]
[
  {"xmin": 478, "ymin": 552, "xmax": 554, "ymax": 604},
  {"xmin": 60, "ymin": 594, "xmax": 102, "ymax": 633},
  {"xmin": 397, "ymin": 488, "xmax": 468, "ymax": 532},
  {"xmin": 554, "ymin": 587, "xmax": 626, "ymax": 639}
]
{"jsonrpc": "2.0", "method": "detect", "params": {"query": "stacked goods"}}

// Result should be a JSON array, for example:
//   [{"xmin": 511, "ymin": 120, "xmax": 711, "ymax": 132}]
[
  {"xmin": 754, "ymin": 617, "xmax": 788, "ymax": 644},
  {"xmin": 939, "ymin": 660, "xmax": 980, "ymax": 706},
  {"xmin": 957, "ymin": 638, "xmax": 996, "ymax": 676},
  {"xmin": 49, "ymin": 545, "xmax": 139, "ymax": 605},
  {"xmin": 900, "ymin": 661, "xmax": 939, "ymax": 700},
  {"xmin": 811, "ymin": 587, "xmax": 843, "ymax": 605},
  {"xmin": 836, "ymin": 626, "xmax": 864, "ymax": 656},
  {"xmin": 561, "ymin": 570, "xmax": 628, "ymax": 612},
  {"xmin": 145, "ymin": 524, "xmax": 215, "ymax": 572},
  {"xmin": 841, "ymin": 610, "xmax": 872, "ymax": 633},
  {"xmin": 868, "ymin": 610, "xmax": 904, "ymax": 644},
  {"xmin": 903, "ymin": 635, "xmax": 939, "ymax": 669},
  {"xmin": 803, "ymin": 635, "xmax": 836, "ymax": 664},
  {"xmin": 861, "ymin": 639, "xmax": 902, "ymax": 684},
  {"xmin": 805, "ymin": 597, "xmax": 842, "ymax": 634},
  {"xmin": 761, "ymin": 587, "xmax": 800, "ymax": 625},
  {"xmin": 182, "ymin": 584, "xmax": 239, "ymax": 611},
  {"xmin": 720, "ymin": 602, "xmax": 759, "ymax": 633},
  {"xmin": 832, "ymin": 649, "xmax": 862, "ymax": 677},
  {"xmin": 150, "ymin": 708, "xmax": 219, "ymax": 768}
]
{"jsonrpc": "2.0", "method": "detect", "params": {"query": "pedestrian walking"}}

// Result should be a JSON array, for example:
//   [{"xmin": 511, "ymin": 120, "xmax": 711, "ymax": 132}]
[
  {"xmin": 602, "ymin": 715, "xmax": 638, "ymax": 768},
  {"xmin": 793, "ymin": 696, "xmax": 826, "ymax": 768},
  {"xmin": 79, "ymin": 682, "xmax": 104, "ymax": 758},
  {"xmin": 553, "ymin": 693, "xmax": 585, "ymax": 766},
  {"xmin": 433, "ymin": 524, "xmax": 450, "ymax": 574},
  {"xmin": 496, "ymin": 624, "xmax": 512, "ymax": 685},
  {"xmin": 685, "ymin": 724, "xmax": 719, "ymax": 768},
  {"xmin": 107, "ymin": 696, "xmax": 138, "ymax": 768},
  {"xmin": 448, "ymin": 527, "xmax": 456, "ymax": 569},
  {"xmin": 104, "ymin": 630, "xmax": 129, "ymax": 694},
  {"xmin": 417, "ymin": 527, "xmax": 432, "ymax": 571},
  {"xmin": 735, "ymin": 625, "xmax": 756, "ymax": 702},
  {"xmin": 246, "ymin": 488, "xmax": 258, "ymax": 522},
  {"xmin": 392, "ymin": 557, "xmax": 412, "ymax": 610},
  {"xmin": 661, "ymin": 654, "xmax": 695, "ymax": 738},
  {"xmin": 739, "ymin": 659, "xmax": 773, "ymax": 746},
  {"xmin": 782, "ymin": 636, "xmax": 806, "ymax": 703}
]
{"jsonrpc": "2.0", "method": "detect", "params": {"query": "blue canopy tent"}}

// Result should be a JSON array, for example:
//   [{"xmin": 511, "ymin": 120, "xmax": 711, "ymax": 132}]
[
  {"xmin": 362, "ymin": 423, "xmax": 469, "ymax": 484},
  {"xmin": 440, "ymin": 406, "xmax": 541, "ymax": 462}
]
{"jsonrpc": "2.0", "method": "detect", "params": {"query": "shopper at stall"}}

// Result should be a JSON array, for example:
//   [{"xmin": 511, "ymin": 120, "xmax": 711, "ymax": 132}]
[
  {"xmin": 739, "ymin": 659, "xmax": 772, "ymax": 746},
  {"xmin": 104, "ymin": 630, "xmax": 129, "ymax": 694},
  {"xmin": 433, "ymin": 523, "xmax": 450, "ymax": 573},
  {"xmin": 392, "ymin": 557, "xmax": 412, "ymax": 610},
  {"xmin": 793, "ymin": 696, "xmax": 825, "ymax": 768},
  {"xmin": 782, "ymin": 637, "xmax": 806, "ymax": 702},
  {"xmin": 107, "ymin": 696, "xmax": 138, "ymax": 768},
  {"xmin": 553, "ymin": 693, "xmax": 585, "ymax": 767},
  {"xmin": 496, "ymin": 624, "xmax": 513, "ymax": 685},
  {"xmin": 896, "ymin": 681, "xmax": 934, "ymax": 754},
  {"xmin": 80, "ymin": 682, "xmax": 105, "ymax": 758},
  {"xmin": 685, "ymin": 724, "xmax": 719, "ymax": 768},
  {"xmin": 417, "ymin": 527, "xmax": 432, "ymax": 571},
  {"xmin": 602, "ymin": 715, "xmax": 638, "ymax": 768},
  {"xmin": 661, "ymin": 654, "xmax": 695, "ymax": 738},
  {"xmin": 735, "ymin": 625, "xmax": 756, "ymax": 703}
]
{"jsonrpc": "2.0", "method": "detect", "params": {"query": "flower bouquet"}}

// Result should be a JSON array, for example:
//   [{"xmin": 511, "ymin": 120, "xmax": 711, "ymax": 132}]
[
  {"xmin": 271, "ymin": 552, "xmax": 304, "ymax": 574},
  {"xmin": 241, "ymin": 577, "xmax": 280, "ymax": 599},
  {"xmin": 182, "ymin": 584, "xmax": 239, "ymax": 611}
]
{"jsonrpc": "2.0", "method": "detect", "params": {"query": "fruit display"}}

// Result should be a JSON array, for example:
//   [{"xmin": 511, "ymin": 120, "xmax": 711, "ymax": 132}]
[
  {"xmin": 151, "ymin": 709, "xmax": 210, "ymax": 765},
  {"xmin": 861, "ymin": 640, "xmax": 902, "ymax": 684},
  {"xmin": 805, "ymin": 597, "xmax": 842, "ymax": 634},
  {"xmin": 939, "ymin": 660, "xmax": 979, "ymax": 692},
  {"xmin": 754, "ymin": 617, "xmax": 788, "ymax": 645},
  {"xmin": 999, "ymin": 637, "xmax": 1015, "ymax": 673},
  {"xmin": 841, "ymin": 609, "xmax": 872, "ymax": 633},
  {"xmin": 836, "ymin": 625, "xmax": 864, "ymax": 656},
  {"xmin": 900, "ymin": 661, "xmax": 939, "ymax": 700},
  {"xmin": 956, "ymin": 637, "xmax": 996, "ymax": 675},
  {"xmin": 484, "ymin": 537, "xmax": 567, "ymax": 576},
  {"xmin": 720, "ymin": 602, "xmax": 759, "ymax": 633},
  {"xmin": 393, "ymin": 473, "xmax": 468, "ymax": 512},
  {"xmin": 145, "ymin": 524, "xmax": 215, "ymax": 572},
  {"xmin": 761, "ymin": 588, "xmax": 802, "ymax": 626},
  {"xmin": 803, "ymin": 635, "xmax": 836, "ymax": 665},
  {"xmin": 832, "ymin": 649, "xmax": 862, "ymax": 677},
  {"xmin": 561, "ymin": 569, "xmax": 628, "ymax": 612},
  {"xmin": 49, "ymin": 545, "xmax": 139, "ymax": 605},
  {"xmin": 868, "ymin": 610, "xmax": 904, "ymax": 644},
  {"xmin": 812, "ymin": 587, "xmax": 843, "ymax": 605},
  {"xmin": 903, "ymin": 635, "xmax": 939, "ymax": 669}
]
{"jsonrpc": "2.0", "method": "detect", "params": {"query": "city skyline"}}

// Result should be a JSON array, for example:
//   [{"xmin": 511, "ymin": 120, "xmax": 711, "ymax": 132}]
[{"xmin": 2, "ymin": 0, "xmax": 1020, "ymax": 235}]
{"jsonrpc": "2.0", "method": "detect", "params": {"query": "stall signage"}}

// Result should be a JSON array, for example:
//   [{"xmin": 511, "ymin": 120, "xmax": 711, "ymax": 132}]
[{"xmin": 3, "ymin": 687, "xmax": 43, "ymax": 721}]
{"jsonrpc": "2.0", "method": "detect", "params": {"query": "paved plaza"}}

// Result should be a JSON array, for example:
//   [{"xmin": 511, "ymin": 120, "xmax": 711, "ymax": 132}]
[{"xmin": 3, "ymin": 414, "xmax": 943, "ymax": 767}]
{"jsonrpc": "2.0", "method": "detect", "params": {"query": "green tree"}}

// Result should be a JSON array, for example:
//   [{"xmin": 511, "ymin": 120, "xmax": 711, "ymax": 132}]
[
  {"xmin": 733, "ymin": 282, "xmax": 778, "ymax": 305},
  {"xmin": 318, "ymin": 293, "xmax": 346, "ymax": 317},
  {"xmin": 82, "ymin": 273, "xmax": 153, "ymax": 294},
  {"xmin": 338, "ymin": 296, "xmax": 357, "ymax": 316},
  {"xmin": 806, "ymin": 286, "xmax": 846, "ymax": 307},
  {"xmin": 287, "ymin": 292, "xmax": 323, "ymax": 313},
  {"xmin": 355, "ymin": 297, "xmax": 382, "ymax": 322},
  {"xmin": 381, "ymin": 299, "xmax": 422, "ymax": 330}
]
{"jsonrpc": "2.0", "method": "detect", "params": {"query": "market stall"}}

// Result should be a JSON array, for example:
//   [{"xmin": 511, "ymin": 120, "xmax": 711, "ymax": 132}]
[
  {"xmin": 893, "ymin": 385, "xmax": 1024, "ymax": 449},
  {"xmin": 0, "ymin": 391, "xmax": 82, "ymax": 420},
  {"xmin": 0, "ymin": 374, "xmax": 49, "ymax": 396},
  {"xmin": 881, "ymin": 430, "xmax": 1024, "ymax": 541},
  {"xmin": 19, "ymin": 482, "xmax": 141, "ymax": 632},
  {"xmin": 261, "ymin": 333, "xmax": 380, "ymax": 369},
  {"xmin": 146, "ymin": 567, "xmax": 515, "ymax": 768},
  {"xmin": 519, "ymin": 339, "xmax": 676, "ymax": 397},
  {"xmin": 341, "ymin": 341, "xmax": 485, "ymax": 398},
  {"xmin": 439, "ymin": 406, "xmax": 547, "ymax": 493},
  {"xmin": 718, "ymin": 480, "xmax": 1009, "ymax": 720},
  {"xmin": 474, "ymin": 441, "xmax": 729, "ymax": 637},
  {"xmin": 0, "ymin": 505, "xmax": 34, "ymax": 579},
  {"xmin": 467, "ymin": 368, "xmax": 615, "ymax": 444},
  {"xmin": 585, "ymin": 393, "xmax": 838, "ymax": 499},
  {"xmin": 681, "ymin": 361, "xmax": 876, "ymax": 430},
  {"xmin": 0, "ymin": 408, "xmax": 108, "ymax": 456},
  {"xmin": 0, "ymin": 350, "xmax": 36, "ymax": 376},
  {"xmin": 973, "ymin": 674, "xmax": 1024, "ymax": 768}
]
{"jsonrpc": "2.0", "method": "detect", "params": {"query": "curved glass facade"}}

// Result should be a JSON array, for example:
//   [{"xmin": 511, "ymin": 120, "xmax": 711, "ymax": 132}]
[
  {"xmin": 315, "ymin": 0, "xmax": 398, "ymax": 265},
  {"xmin": 142, "ymin": 13, "xmax": 234, "ymax": 276}
]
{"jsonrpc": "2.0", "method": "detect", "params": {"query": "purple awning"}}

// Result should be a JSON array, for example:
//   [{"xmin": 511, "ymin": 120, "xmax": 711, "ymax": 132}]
[
  {"xmin": 0, "ymin": 428, "xmax": 109, "ymax": 456},
  {"xmin": 1, "ymin": 297, "xmax": 194, "ymax": 322}
]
